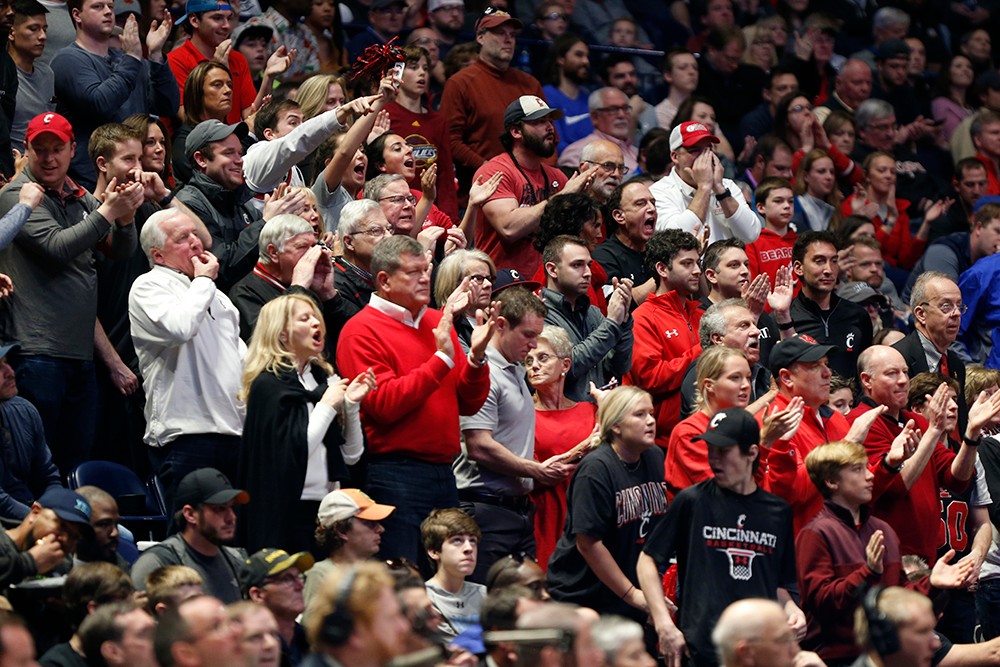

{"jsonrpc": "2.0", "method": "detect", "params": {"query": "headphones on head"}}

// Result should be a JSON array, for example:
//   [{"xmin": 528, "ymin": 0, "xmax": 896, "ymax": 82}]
[
  {"xmin": 319, "ymin": 567, "xmax": 359, "ymax": 646},
  {"xmin": 860, "ymin": 584, "xmax": 900, "ymax": 657}
]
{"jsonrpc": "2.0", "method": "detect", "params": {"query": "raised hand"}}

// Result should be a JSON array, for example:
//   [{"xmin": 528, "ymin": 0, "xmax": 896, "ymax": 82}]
[
  {"xmin": 886, "ymin": 419, "xmax": 920, "ymax": 468},
  {"xmin": 345, "ymin": 368, "xmax": 377, "ymax": 402},
  {"xmin": 146, "ymin": 9, "xmax": 173, "ymax": 59},
  {"xmin": 846, "ymin": 404, "xmax": 888, "ymax": 444},
  {"xmin": 741, "ymin": 273, "xmax": 769, "ymax": 319},
  {"xmin": 468, "ymin": 300, "xmax": 499, "ymax": 363},
  {"xmin": 966, "ymin": 389, "xmax": 1000, "ymax": 440},
  {"xmin": 767, "ymin": 264, "xmax": 795, "ymax": 315},
  {"xmin": 562, "ymin": 167, "xmax": 593, "ymax": 195},
  {"xmin": 866, "ymin": 530, "xmax": 885, "ymax": 574},
  {"xmin": 212, "ymin": 38, "xmax": 233, "ymax": 64},
  {"xmin": 420, "ymin": 162, "xmax": 438, "ymax": 201},
  {"xmin": 265, "ymin": 45, "xmax": 295, "ymax": 78},
  {"xmin": 469, "ymin": 171, "xmax": 503, "ymax": 207},
  {"xmin": 18, "ymin": 182, "xmax": 44, "ymax": 209},
  {"xmin": 367, "ymin": 110, "xmax": 391, "ymax": 144},
  {"xmin": 761, "ymin": 396, "xmax": 805, "ymax": 445},
  {"xmin": 121, "ymin": 14, "xmax": 143, "ymax": 59},
  {"xmin": 930, "ymin": 549, "xmax": 977, "ymax": 589},
  {"xmin": 434, "ymin": 303, "xmax": 457, "ymax": 360}
]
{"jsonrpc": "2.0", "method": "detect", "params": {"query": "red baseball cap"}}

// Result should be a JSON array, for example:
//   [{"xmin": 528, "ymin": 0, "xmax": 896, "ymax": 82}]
[
  {"xmin": 25, "ymin": 113, "xmax": 74, "ymax": 144},
  {"xmin": 669, "ymin": 121, "xmax": 720, "ymax": 151}
]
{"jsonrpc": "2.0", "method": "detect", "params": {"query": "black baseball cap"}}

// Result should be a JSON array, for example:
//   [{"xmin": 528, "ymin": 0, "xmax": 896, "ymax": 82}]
[
  {"xmin": 174, "ymin": 468, "xmax": 249, "ymax": 513},
  {"xmin": 768, "ymin": 335, "xmax": 837, "ymax": 374},
  {"xmin": 492, "ymin": 268, "xmax": 541, "ymax": 294},
  {"xmin": 240, "ymin": 548, "xmax": 314, "ymax": 596},
  {"xmin": 38, "ymin": 488, "xmax": 94, "ymax": 535},
  {"xmin": 693, "ymin": 408, "xmax": 760, "ymax": 449}
]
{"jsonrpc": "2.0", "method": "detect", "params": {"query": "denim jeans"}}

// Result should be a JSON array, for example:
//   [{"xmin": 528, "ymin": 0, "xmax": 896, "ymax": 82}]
[
  {"xmin": 365, "ymin": 457, "xmax": 459, "ymax": 563},
  {"xmin": 977, "ymin": 578, "xmax": 1000, "ymax": 640},
  {"xmin": 15, "ymin": 355, "xmax": 97, "ymax": 477}
]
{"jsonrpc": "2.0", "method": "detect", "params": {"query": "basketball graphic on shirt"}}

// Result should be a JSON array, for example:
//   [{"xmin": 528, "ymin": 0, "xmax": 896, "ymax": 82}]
[
  {"xmin": 404, "ymin": 132, "xmax": 438, "ymax": 170},
  {"xmin": 720, "ymin": 548, "xmax": 758, "ymax": 581}
]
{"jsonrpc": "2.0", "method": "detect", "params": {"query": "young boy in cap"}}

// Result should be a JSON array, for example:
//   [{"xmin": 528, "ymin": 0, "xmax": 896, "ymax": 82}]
[
  {"xmin": 637, "ymin": 407, "xmax": 804, "ymax": 667},
  {"xmin": 242, "ymin": 548, "xmax": 314, "ymax": 667},
  {"xmin": 303, "ymin": 489, "xmax": 395, "ymax": 617},
  {"xmin": 130, "ymin": 468, "xmax": 249, "ymax": 603}
]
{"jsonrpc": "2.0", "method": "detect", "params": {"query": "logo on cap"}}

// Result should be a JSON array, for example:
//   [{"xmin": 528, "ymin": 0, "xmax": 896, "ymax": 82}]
[
  {"xmin": 510, "ymin": 269, "xmax": 521, "ymax": 279},
  {"xmin": 709, "ymin": 412, "xmax": 727, "ymax": 429},
  {"xmin": 43, "ymin": 113, "xmax": 55, "ymax": 124},
  {"xmin": 798, "ymin": 334, "xmax": 819, "ymax": 344},
  {"xmin": 685, "ymin": 123, "xmax": 709, "ymax": 134}
]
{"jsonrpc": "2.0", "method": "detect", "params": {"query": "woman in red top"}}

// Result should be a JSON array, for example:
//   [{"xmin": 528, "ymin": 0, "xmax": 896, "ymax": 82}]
[
  {"xmin": 665, "ymin": 346, "xmax": 752, "ymax": 499},
  {"xmin": 841, "ymin": 151, "xmax": 950, "ymax": 269},
  {"xmin": 527, "ymin": 325, "xmax": 598, "ymax": 571}
]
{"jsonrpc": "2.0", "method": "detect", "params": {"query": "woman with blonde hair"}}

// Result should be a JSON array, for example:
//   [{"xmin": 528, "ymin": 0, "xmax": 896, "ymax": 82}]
[
  {"xmin": 666, "ymin": 346, "xmax": 751, "ymax": 499},
  {"xmin": 238, "ymin": 293, "xmax": 375, "ymax": 553},
  {"xmin": 546, "ymin": 386, "xmax": 668, "ymax": 623},
  {"xmin": 527, "ymin": 325, "xmax": 599, "ymax": 571},
  {"xmin": 296, "ymin": 74, "xmax": 350, "ymax": 120}
]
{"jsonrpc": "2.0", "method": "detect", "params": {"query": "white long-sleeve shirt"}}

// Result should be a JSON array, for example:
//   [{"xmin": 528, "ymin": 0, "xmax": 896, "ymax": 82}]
[
  {"xmin": 242, "ymin": 107, "xmax": 347, "ymax": 195},
  {"xmin": 649, "ymin": 168, "xmax": 761, "ymax": 244},
  {"xmin": 299, "ymin": 369, "xmax": 364, "ymax": 500},
  {"xmin": 128, "ymin": 266, "xmax": 246, "ymax": 447}
]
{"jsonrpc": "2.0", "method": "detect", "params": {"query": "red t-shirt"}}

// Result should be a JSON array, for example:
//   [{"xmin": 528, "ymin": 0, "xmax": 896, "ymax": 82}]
[
  {"xmin": 474, "ymin": 152, "xmax": 568, "ymax": 278},
  {"xmin": 746, "ymin": 227, "xmax": 796, "ymax": 287},
  {"xmin": 168, "ymin": 39, "xmax": 258, "ymax": 125}
]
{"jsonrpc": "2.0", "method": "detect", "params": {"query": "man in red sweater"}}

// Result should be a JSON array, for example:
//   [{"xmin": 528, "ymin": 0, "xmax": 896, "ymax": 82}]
[
  {"xmin": 336, "ymin": 235, "xmax": 494, "ymax": 561},
  {"xmin": 625, "ymin": 229, "xmax": 703, "ymax": 447},
  {"xmin": 439, "ymin": 8, "xmax": 545, "ymax": 195},
  {"xmin": 759, "ymin": 336, "xmax": 903, "ymax": 535},
  {"xmin": 848, "ymin": 345, "xmax": 977, "ymax": 565}
]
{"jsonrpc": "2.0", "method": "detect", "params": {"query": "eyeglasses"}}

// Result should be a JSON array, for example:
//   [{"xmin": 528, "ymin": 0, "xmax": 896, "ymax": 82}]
[
  {"xmin": 867, "ymin": 120, "xmax": 898, "ymax": 133},
  {"xmin": 379, "ymin": 194, "xmax": 418, "ymax": 206},
  {"xmin": 353, "ymin": 225, "xmax": 393, "ymax": 238},
  {"xmin": 918, "ymin": 301, "xmax": 968, "ymax": 315},
  {"xmin": 265, "ymin": 571, "xmax": 305, "ymax": 586},
  {"xmin": 467, "ymin": 274, "xmax": 493, "ymax": 284},
  {"xmin": 596, "ymin": 104, "xmax": 631, "ymax": 115},
  {"xmin": 542, "ymin": 12, "xmax": 567, "ymax": 20},
  {"xmin": 789, "ymin": 103, "xmax": 814, "ymax": 113},
  {"xmin": 582, "ymin": 160, "xmax": 628, "ymax": 174},
  {"xmin": 525, "ymin": 352, "xmax": 557, "ymax": 365}
]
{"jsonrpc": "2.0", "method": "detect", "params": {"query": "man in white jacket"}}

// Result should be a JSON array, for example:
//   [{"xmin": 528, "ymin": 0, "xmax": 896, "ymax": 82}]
[{"xmin": 128, "ymin": 208, "xmax": 246, "ymax": 516}]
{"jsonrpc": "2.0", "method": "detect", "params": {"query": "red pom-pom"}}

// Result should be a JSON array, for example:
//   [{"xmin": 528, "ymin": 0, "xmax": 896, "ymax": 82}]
[{"xmin": 349, "ymin": 36, "xmax": 405, "ymax": 82}]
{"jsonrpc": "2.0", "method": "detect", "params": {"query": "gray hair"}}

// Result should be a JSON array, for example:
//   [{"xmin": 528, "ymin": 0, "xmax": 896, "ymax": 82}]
[
  {"xmin": 370, "ymin": 234, "xmax": 423, "ymax": 277},
  {"xmin": 433, "ymin": 249, "xmax": 496, "ymax": 306},
  {"xmin": 339, "ymin": 199, "xmax": 383, "ymax": 236},
  {"xmin": 588, "ymin": 87, "xmax": 623, "ymax": 112},
  {"xmin": 854, "ymin": 99, "xmax": 894, "ymax": 131},
  {"xmin": 909, "ymin": 271, "xmax": 955, "ymax": 310},
  {"xmin": 363, "ymin": 173, "xmax": 407, "ymax": 201},
  {"xmin": 699, "ymin": 298, "xmax": 748, "ymax": 348},
  {"xmin": 257, "ymin": 215, "xmax": 314, "ymax": 263},
  {"xmin": 580, "ymin": 139, "xmax": 623, "ymax": 163},
  {"xmin": 139, "ymin": 209, "xmax": 178, "ymax": 268},
  {"xmin": 538, "ymin": 325, "xmax": 573, "ymax": 359},
  {"xmin": 591, "ymin": 616, "xmax": 644, "ymax": 666},
  {"xmin": 873, "ymin": 6, "xmax": 910, "ymax": 32}
]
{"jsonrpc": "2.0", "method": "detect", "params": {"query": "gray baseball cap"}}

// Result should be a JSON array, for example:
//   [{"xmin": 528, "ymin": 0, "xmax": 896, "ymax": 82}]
[{"xmin": 185, "ymin": 119, "xmax": 249, "ymax": 162}]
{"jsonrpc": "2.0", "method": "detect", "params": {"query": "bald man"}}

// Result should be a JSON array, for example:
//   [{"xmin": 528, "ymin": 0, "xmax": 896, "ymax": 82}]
[
  {"xmin": 712, "ymin": 599, "xmax": 825, "ymax": 667},
  {"xmin": 75, "ymin": 485, "xmax": 129, "ymax": 570},
  {"xmin": 578, "ymin": 140, "xmax": 626, "ymax": 204},
  {"xmin": 848, "ymin": 345, "xmax": 977, "ymax": 565},
  {"xmin": 816, "ymin": 59, "xmax": 873, "ymax": 124}
]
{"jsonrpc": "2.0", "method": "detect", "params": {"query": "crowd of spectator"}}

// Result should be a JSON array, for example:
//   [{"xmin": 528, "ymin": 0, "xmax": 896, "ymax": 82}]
[{"xmin": 5, "ymin": 0, "xmax": 1000, "ymax": 666}]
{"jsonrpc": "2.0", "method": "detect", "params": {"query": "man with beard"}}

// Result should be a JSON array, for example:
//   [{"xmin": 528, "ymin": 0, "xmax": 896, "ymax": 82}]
[
  {"xmin": 543, "ymin": 35, "xmax": 593, "ymax": 154},
  {"xmin": 473, "ymin": 96, "xmax": 588, "ymax": 278},
  {"xmin": 845, "ymin": 236, "xmax": 907, "ymax": 314},
  {"xmin": 425, "ymin": 0, "xmax": 463, "ymax": 59},
  {"xmin": 789, "ymin": 231, "xmax": 872, "ymax": 380},
  {"xmin": 559, "ymin": 88, "xmax": 638, "ymax": 174},
  {"xmin": 131, "ymin": 468, "xmax": 250, "ymax": 603},
  {"xmin": 625, "ymin": 230, "xmax": 704, "ymax": 443},
  {"xmin": 650, "ymin": 121, "xmax": 760, "ymax": 246},
  {"xmin": 75, "ymin": 486, "xmax": 130, "ymax": 571},
  {"xmin": 0, "ymin": 489, "xmax": 88, "ymax": 586}
]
